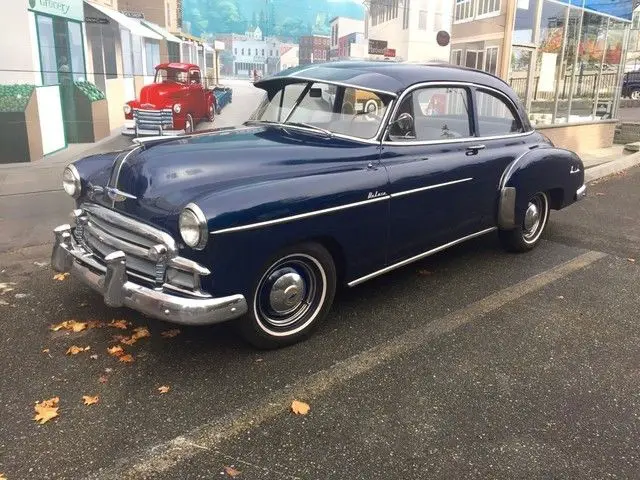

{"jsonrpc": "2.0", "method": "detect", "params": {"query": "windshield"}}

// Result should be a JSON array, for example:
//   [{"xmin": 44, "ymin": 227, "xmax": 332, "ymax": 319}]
[
  {"xmin": 154, "ymin": 68, "xmax": 188, "ymax": 84},
  {"xmin": 250, "ymin": 81, "xmax": 393, "ymax": 140}
]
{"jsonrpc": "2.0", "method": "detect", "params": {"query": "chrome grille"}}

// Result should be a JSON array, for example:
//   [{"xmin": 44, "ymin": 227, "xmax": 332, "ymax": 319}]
[{"xmin": 133, "ymin": 108, "xmax": 173, "ymax": 131}]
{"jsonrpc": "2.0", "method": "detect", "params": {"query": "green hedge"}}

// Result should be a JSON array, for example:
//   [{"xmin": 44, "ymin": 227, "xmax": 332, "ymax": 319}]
[
  {"xmin": 74, "ymin": 81, "xmax": 106, "ymax": 102},
  {"xmin": 0, "ymin": 84, "xmax": 35, "ymax": 112}
]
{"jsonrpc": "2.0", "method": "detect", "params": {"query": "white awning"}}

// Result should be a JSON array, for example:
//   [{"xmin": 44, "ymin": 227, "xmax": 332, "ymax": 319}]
[
  {"xmin": 203, "ymin": 44, "xmax": 214, "ymax": 52},
  {"xmin": 141, "ymin": 20, "xmax": 183, "ymax": 43},
  {"xmin": 85, "ymin": 1, "xmax": 162, "ymax": 40}
]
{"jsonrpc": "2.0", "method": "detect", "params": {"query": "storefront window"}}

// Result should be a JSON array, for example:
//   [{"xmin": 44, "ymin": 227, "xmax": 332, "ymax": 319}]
[
  {"xmin": 145, "ymin": 40, "xmax": 160, "ymax": 76},
  {"xmin": 37, "ymin": 16, "xmax": 58, "ymax": 85},
  {"xmin": 68, "ymin": 22, "xmax": 85, "ymax": 81},
  {"xmin": 513, "ymin": 0, "xmax": 536, "ymax": 45},
  {"xmin": 509, "ymin": 47, "xmax": 532, "ymax": 102},
  {"xmin": 132, "ymin": 35, "xmax": 144, "ymax": 76},
  {"xmin": 569, "ymin": 11, "xmax": 608, "ymax": 122},
  {"xmin": 529, "ymin": 0, "xmax": 569, "ymax": 125},
  {"xmin": 555, "ymin": 6, "xmax": 581, "ymax": 123}
]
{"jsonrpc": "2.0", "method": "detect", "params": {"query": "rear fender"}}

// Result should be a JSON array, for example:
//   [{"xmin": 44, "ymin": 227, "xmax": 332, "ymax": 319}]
[{"xmin": 498, "ymin": 147, "xmax": 584, "ymax": 229}]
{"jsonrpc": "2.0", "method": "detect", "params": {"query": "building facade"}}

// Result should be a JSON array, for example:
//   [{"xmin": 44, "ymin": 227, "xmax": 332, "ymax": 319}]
[
  {"xmin": 452, "ymin": 0, "xmax": 633, "ymax": 153},
  {"xmin": 280, "ymin": 44, "xmax": 299, "ymax": 71},
  {"xmin": 336, "ymin": 32, "xmax": 366, "ymax": 60},
  {"xmin": 231, "ymin": 27, "xmax": 281, "ymax": 77},
  {"xmin": 330, "ymin": 16, "xmax": 365, "ymax": 60},
  {"xmin": 299, "ymin": 35, "xmax": 330, "ymax": 65},
  {"xmin": 365, "ymin": 0, "xmax": 454, "ymax": 62}
]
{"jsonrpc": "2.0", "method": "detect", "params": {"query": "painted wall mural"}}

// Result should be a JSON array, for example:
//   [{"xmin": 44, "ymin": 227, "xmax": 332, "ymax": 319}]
[{"xmin": 182, "ymin": 0, "xmax": 364, "ymax": 39}]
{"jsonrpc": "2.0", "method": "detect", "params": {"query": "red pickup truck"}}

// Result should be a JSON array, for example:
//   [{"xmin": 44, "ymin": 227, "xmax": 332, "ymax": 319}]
[{"xmin": 123, "ymin": 63, "xmax": 215, "ymax": 137}]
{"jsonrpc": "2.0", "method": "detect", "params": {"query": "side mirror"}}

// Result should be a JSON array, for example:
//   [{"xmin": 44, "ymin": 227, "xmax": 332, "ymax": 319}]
[
  {"xmin": 309, "ymin": 87, "xmax": 322, "ymax": 98},
  {"xmin": 392, "ymin": 112, "xmax": 414, "ymax": 132}
]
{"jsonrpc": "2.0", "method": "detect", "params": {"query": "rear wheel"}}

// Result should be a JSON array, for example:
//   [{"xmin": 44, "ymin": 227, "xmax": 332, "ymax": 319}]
[
  {"xmin": 499, "ymin": 192, "xmax": 550, "ymax": 252},
  {"xmin": 631, "ymin": 88, "xmax": 640, "ymax": 100},
  {"xmin": 239, "ymin": 243, "xmax": 336, "ymax": 349},
  {"xmin": 207, "ymin": 102, "xmax": 215, "ymax": 122}
]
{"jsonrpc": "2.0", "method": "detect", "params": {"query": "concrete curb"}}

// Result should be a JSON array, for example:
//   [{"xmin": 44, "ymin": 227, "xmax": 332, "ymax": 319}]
[{"xmin": 585, "ymin": 150, "xmax": 640, "ymax": 183}]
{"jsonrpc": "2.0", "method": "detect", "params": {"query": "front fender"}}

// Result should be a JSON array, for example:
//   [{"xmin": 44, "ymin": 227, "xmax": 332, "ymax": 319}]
[{"xmin": 498, "ymin": 147, "xmax": 585, "ymax": 229}]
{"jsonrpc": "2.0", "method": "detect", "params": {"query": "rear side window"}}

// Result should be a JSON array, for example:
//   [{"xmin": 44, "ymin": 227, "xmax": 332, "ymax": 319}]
[
  {"xmin": 389, "ymin": 86, "xmax": 472, "ymax": 142},
  {"xmin": 475, "ymin": 90, "xmax": 523, "ymax": 136}
]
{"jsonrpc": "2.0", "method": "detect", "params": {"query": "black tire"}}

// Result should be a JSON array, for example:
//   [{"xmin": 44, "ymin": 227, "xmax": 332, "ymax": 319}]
[
  {"xmin": 238, "ymin": 242, "xmax": 337, "ymax": 349},
  {"xmin": 499, "ymin": 191, "xmax": 550, "ymax": 253},
  {"xmin": 185, "ymin": 114, "xmax": 194, "ymax": 134},
  {"xmin": 631, "ymin": 88, "xmax": 640, "ymax": 101},
  {"xmin": 207, "ymin": 101, "xmax": 215, "ymax": 122}
]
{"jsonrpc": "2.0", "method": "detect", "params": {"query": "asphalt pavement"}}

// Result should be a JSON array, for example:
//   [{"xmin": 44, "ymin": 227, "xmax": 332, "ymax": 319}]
[{"xmin": 0, "ymin": 166, "xmax": 639, "ymax": 479}]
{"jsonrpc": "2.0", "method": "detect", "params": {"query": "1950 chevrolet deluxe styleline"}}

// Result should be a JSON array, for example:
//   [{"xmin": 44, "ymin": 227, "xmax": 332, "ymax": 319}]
[{"xmin": 52, "ymin": 62, "xmax": 586, "ymax": 348}]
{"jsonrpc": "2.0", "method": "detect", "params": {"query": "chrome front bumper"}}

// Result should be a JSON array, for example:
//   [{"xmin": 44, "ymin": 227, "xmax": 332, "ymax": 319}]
[
  {"xmin": 121, "ymin": 127, "xmax": 186, "ymax": 137},
  {"xmin": 575, "ymin": 184, "xmax": 587, "ymax": 201},
  {"xmin": 51, "ymin": 224, "xmax": 247, "ymax": 326}
]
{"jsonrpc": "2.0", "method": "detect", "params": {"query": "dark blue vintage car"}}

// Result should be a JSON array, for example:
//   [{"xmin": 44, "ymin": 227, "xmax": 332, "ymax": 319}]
[{"xmin": 52, "ymin": 62, "xmax": 586, "ymax": 348}]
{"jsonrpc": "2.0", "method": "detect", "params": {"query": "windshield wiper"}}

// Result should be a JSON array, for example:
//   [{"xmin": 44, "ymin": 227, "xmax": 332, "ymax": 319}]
[
  {"xmin": 244, "ymin": 119, "xmax": 281, "ymax": 126},
  {"xmin": 284, "ymin": 122, "xmax": 333, "ymax": 138}
]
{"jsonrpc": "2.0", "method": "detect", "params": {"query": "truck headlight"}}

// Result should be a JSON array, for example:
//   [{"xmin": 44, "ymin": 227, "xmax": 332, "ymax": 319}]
[
  {"xmin": 62, "ymin": 165, "xmax": 81, "ymax": 198},
  {"xmin": 173, "ymin": 103, "xmax": 182, "ymax": 113},
  {"xmin": 123, "ymin": 104, "xmax": 132, "ymax": 115},
  {"xmin": 179, "ymin": 203, "xmax": 207, "ymax": 249}
]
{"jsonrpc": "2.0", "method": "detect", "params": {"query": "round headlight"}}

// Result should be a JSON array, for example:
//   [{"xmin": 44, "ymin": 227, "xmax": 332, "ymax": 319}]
[
  {"xmin": 173, "ymin": 103, "xmax": 182, "ymax": 113},
  {"xmin": 179, "ymin": 204, "xmax": 207, "ymax": 249},
  {"xmin": 62, "ymin": 165, "xmax": 81, "ymax": 198},
  {"xmin": 123, "ymin": 104, "xmax": 132, "ymax": 115}
]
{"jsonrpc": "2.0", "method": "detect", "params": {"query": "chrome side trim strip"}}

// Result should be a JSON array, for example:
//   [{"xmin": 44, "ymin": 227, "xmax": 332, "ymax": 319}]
[
  {"xmin": 211, "ymin": 195, "xmax": 390, "ymax": 235},
  {"xmin": 390, "ymin": 178, "xmax": 473, "ymax": 198},
  {"xmin": 109, "ymin": 146, "xmax": 142, "ymax": 208},
  {"xmin": 347, "ymin": 227, "xmax": 498, "ymax": 287},
  {"xmin": 498, "ymin": 150, "xmax": 531, "ymax": 190},
  {"xmin": 381, "ymin": 130, "xmax": 534, "ymax": 147}
]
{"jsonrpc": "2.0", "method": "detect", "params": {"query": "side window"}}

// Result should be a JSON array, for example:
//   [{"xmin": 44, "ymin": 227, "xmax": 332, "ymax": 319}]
[
  {"xmin": 189, "ymin": 70, "xmax": 201, "ymax": 84},
  {"xmin": 389, "ymin": 87, "xmax": 471, "ymax": 141},
  {"xmin": 389, "ymin": 87, "xmax": 471, "ymax": 142},
  {"xmin": 476, "ymin": 90, "xmax": 523, "ymax": 136}
]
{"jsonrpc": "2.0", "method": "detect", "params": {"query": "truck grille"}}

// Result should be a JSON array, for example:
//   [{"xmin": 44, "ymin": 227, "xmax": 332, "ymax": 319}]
[
  {"xmin": 75, "ymin": 203, "xmax": 209, "ymax": 297},
  {"xmin": 133, "ymin": 108, "xmax": 173, "ymax": 131}
]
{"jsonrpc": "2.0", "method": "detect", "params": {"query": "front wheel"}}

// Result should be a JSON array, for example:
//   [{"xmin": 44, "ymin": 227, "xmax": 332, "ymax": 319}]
[
  {"xmin": 207, "ymin": 102, "xmax": 215, "ymax": 122},
  {"xmin": 631, "ymin": 88, "xmax": 640, "ymax": 100},
  {"xmin": 238, "ymin": 243, "xmax": 337, "ymax": 349},
  {"xmin": 499, "ymin": 192, "xmax": 550, "ymax": 252},
  {"xmin": 184, "ymin": 114, "xmax": 194, "ymax": 134}
]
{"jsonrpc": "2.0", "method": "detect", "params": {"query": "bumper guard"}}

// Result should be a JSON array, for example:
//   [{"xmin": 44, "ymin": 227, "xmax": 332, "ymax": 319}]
[{"xmin": 51, "ymin": 225, "xmax": 247, "ymax": 325}]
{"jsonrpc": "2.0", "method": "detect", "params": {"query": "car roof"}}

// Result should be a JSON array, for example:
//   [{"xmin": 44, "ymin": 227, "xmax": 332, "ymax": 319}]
[
  {"xmin": 156, "ymin": 62, "xmax": 199, "ymax": 71},
  {"xmin": 255, "ymin": 61, "xmax": 514, "ymax": 97}
]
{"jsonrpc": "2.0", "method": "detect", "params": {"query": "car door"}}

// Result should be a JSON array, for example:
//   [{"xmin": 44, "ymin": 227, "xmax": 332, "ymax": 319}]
[
  {"xmin": 382, "ymin": 84, "xmax": 495, "ymax": 264},
  {"xmin": 189, "ymin": 69, "xmax": 206, "ymax": 119},
  {"xmin": 469, "ymin": 87, "xmax": 538, "ymax": 230}
]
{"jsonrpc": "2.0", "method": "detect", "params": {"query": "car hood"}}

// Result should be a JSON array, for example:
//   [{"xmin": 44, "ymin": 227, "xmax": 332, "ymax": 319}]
[
  {"xmin": 139, "ymin": 82, "xmax": 187, "ymax": 107},
  {"xmin": 79, "ymin": 126, "xmax": 372, "ymax": 229}
]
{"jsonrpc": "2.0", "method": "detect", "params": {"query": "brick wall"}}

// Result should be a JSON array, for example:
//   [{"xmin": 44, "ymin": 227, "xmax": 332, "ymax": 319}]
[{"xmin": 537, "ymin": 121, "xmax": 617, "ymax": 154}]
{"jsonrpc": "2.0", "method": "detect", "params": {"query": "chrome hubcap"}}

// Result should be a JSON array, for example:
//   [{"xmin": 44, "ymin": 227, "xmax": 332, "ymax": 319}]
[
  {"xmin": 269, "ymin": 271, "xmax": 306, "ymax": 315},
  {"xmin": 523, "ymin": 202, "xmax": 540, "ymax": 232},
  {"xmin": 633, "ymin": 91, "xmax": 640, "ymax": 100}
]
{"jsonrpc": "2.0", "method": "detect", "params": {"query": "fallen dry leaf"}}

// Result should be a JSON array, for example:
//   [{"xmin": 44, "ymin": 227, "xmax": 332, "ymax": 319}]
[
  {"xmin": 34, "ymin": 397, "xmax": 59, "ymax": 424},
  {"xmin": 418, "ymin": 269, "xmax": 433, "ymax": 276},
  {"xmin": 42, "ymin": 348, "xmax": 50, "ymax": 353},
  {"xmin": 53, "ymin": 272, "xmax": 70, "ymax": 281},
  {"xmin": 107, "ymin": 345, "xmax": 124, "ymax": 357},
  {"xmin": 82, "ymin": 395, "xmax": 99, "ymax": 406},
  {"xmin": 291, "ymin": 400, "xmax": 310, "ymax": 415},
  {"xmin": 51, "ymin": 320, "xmax": 87, "ymax": 332},
  {"xmin": 98, "ymin": 375, "xmax": 108, "ymax": 384},
  {"xmin": 109, "ymin": 319, "xmax": 129, "ymax": 330},
  {"xmin": 595, "ymin": 192, "xmax": 605, "ymax": 196},
  {"xmin": 86, "ymin": 320, "xmax": 105, "ymax": 329},
  {"xmin": 0, "ymin": 472, "xmax": 7, "ymax": 479},
  {"xmin": 161, "ymin": 329, "xmax": 181, "ymax": 338},
  {"xmin": 158, "ymin": 385, "xmax": 170, "ymax": 394},
  {"xmin": 90, "ymin": 354, "xmax": 98, "ymax": 360},
  {"xmin": 223, "ymin": 466, "xmax": 241, "ymax": 478},
  {"xmin": 119, "ymin": 354, "xmax": 134, "ymax": 363},
  {"xmin": 66, "ymin": 345, "xmax": 90, "ymax": 356},
  {"xmin": 628, "ymin": 258, "xmax": 636, "ymax": 263},
  {"xmin": 0, "ymin": 282, "xmax": 16, "ymax": 295},
  {"xmin": 119, "ymin": 326, "xmax": 151, "ymax": 345}
]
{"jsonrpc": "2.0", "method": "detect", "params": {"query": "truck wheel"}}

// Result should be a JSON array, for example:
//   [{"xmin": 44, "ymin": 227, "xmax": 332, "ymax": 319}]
[
  {"xmin": 631, "ymin": 88, "xmax": 640, "ymax": 100},
  {"xmin": 185, "ymin": 114, "xmax": 194, "ymax": 134},
  {"xmin": 499, "ymin": 192, "xmax": 550, "ymax": 253},
  {"xmin": 238, "ymin": 242, "xmax": 336, "ymax": 349},
  {"xmin": 207, "ymin": 102, "xmax": 215, "ymax": 122}
]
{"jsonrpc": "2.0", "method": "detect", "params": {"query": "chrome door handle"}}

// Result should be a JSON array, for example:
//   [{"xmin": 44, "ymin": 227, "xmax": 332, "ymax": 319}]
[{"xmin": 466, "ymin": 144, "xmax": 486, "ymax": 151}]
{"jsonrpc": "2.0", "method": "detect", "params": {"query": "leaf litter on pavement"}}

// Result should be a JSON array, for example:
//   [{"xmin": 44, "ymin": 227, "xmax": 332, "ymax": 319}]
[
  {"xmin": 291, "ymin": 400, "xmax": 310, "ymax": 415},
  {"xmin": 53, "ymin": 272, "xmax": 70, "ymax": 281},
  {"xmin": 66, "ymin": 345, "xmax": 90, "ymax": 356},
  {"xmin": 34, "ymin": 397, "xmax": 60, "ymax": 424},
  {"xmin": 51, "ymin": 320, "xmax": 88, "ymax": 332},
  {"xmin": 223, "ymin": 466, "xmax": 241, "ymax": 478},
  {"xmin": 82, "ymin": 395, "xmax": 99, "ymax": 406}
]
